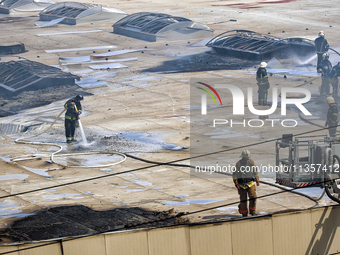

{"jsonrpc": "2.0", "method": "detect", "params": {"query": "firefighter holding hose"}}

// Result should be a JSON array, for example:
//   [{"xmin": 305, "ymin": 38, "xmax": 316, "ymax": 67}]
[{"xmin": 64, "ymin": 95, "xmax": 83, "ymax": 143}]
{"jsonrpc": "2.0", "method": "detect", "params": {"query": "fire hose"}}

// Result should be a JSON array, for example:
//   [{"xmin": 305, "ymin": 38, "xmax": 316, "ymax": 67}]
[{"xmin": 11, "ymin": 109, "xmax": 127, "ymax": 169}]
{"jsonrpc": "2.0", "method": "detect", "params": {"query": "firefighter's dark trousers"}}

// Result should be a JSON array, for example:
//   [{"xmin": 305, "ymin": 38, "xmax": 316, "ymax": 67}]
[
  {"xmin": 328, "ymin": 123, "xmax": 337, "ymax": 137},
  {"xmin": 320, "ymin": 78, "xmax": 330, "ymax": 96},
  {"xmin": 238, "ymin": 184, "xmax": 257, "ymax": 215},
  {"xmin": 258, "ymin": 86, "xmax": 268, "ymax": 105},
  {"xmin": 65, "ymin": 119, "xmax": 77, "ymax": 142},
  {"xmin": 317, "ymin": 53, "xmax": 324, "ymax": 70},
  {"xmin": 330, "ymin": 78, "xmax": 339, "ymax": 98}
]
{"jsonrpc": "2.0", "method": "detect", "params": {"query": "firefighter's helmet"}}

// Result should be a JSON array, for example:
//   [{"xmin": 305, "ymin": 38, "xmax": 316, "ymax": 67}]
[
  {"xmin": 260, "ymin": 62, "xmax": 267, "ymax": 68},
  {"xmin": 241, "ymin": 149, "xmax": 251, "ymax": 158},
  {"xmin": 75, "ymin": 95, "xmax": 84, "ymax": 101},
  {"xmin": 322, "ymin": 53, "xmax": 329, "ymax": 59},
  {"xmin": 326, "ymin": 96, "xmax": 335, "ymax": 104},
  {"xmin": 318, "ymin": 31, "xmax": 325, "ymax": 37}
]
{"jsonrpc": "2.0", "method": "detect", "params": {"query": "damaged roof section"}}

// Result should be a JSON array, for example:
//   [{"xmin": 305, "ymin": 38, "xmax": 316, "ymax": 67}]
[
  {"xmin": 112, "ymin": 12, "xmax": 214, "ymax": 42},
  {"xmin": 206, "ymin": 30, "xmax": 315, "ymax": 59},
  {"xmin": 0, "ymin": 60, "xmax": 79, "ymax": 96},
  {"xmin": 0, "ymin": 43, "xmax": 25, "ymax": 55},
  {"xmin": 0, "ymin": 0, "xmax": 54, "ymax": 14},
  {"xmin": 39, "ymin": 2, "xmax": 128, "ymax": 25}
]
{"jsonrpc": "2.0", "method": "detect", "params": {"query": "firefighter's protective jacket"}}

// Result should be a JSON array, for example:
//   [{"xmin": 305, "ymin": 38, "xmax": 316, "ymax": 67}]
[
  {"xmin": 318, "ymin": 59, "xmax": 332, "ymax": 78},
  {"xmin": 326, "ymin": 103, "xmax": 339, "ymax": 127},
  {"xmin": 315, "ymin": 37, "xmax": 329, "ymax": 54},
  {"xmin": 256, "ymin": 67, "xmax": 270, "ymax": 89},
  {"xmin": 64, "ymin": 98, "xmax": 82, "ymax": 121},
  {"xmin": 233, "ymin": 158, "xmax": 259, "ymax": 189},
  {"xmin": 330, "ymin": 63, "xmax": 340, "ymax": 82}
]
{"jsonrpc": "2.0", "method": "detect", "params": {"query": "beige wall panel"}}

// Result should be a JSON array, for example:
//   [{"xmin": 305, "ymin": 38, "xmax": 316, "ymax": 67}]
[
  {"xmin": 148, "ymin": 226, "xmax": 190, "ymax": 255},
  {"xmin": 190, "ymin": 223, "xmax": 232, "ymax": 255},
  {"xmin": 63, "ymin": 235, "xmax": 106, "ymax": 255},
  {"xmin": 272, "ymin": 211, "xmax": 312, "ymax": 255},
  {"xmin": 231, "ymin": 217, "xmax": 273, "ymax": 255},
  {"xmin": 19, "ymin": 242, "xmax": 61, "ymax": 255},
  {"xmin": 308, "ymin": 206, "xmax": 340, "ymax": 255},
  {"xmin": 105, "ymin": 230, "xmax": 148, "ymax": 255},
  {"xmin": 0, "ymin": 246, "xmax": 19, "ymax": 255}
]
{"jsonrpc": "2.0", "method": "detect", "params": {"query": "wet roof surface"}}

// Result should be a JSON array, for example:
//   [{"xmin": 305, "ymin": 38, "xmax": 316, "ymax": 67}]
[{"xmin": 0, "ymin": 0, "xmax": 339, "ymax": 245}]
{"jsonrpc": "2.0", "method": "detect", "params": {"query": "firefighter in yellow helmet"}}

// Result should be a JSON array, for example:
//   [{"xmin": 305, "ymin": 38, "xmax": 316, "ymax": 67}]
[
  {"xmin": 318, "ymin": 53, "xmax": 332, "ymax": 97},
  {"xmin": 315, "ymin": 31, "xmax": 329, "ymax": 70},
  {"xmin": 256, "ymin": 62, "xmax": 270, "ymax": 105},
  {"xmin": 233, "ymin": 150, "xmax": 260, "ymax": 217}
]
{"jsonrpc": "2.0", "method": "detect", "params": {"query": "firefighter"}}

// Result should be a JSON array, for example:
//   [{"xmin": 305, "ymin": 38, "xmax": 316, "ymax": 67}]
[
  {"xmin": 329, "ymin": 62, "xmax": 340, "ymax": 98},
  {"xmin": 315, "ymin": 31, "xmax": 329, "ymax": 70},
  {"xmin": 256, "ymin": 62, "xmax": 270, "ymax": 106},
  {"xmin": 318, "ymin": 53, "xmax": 332, "ymax": 98},
  {"xmin": 325, "ymin": 96, "xmax": 338, "ymax": 137},
  {"xmin": 233, "ymin": 150, "xmax": 260, "ymax": 217},
  {"xmin": 64, "ymin": 95, "xmax": 83, "ymax": 143}
]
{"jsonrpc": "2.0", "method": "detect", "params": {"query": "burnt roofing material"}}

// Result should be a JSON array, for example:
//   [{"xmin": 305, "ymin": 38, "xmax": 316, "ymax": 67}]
[
  {"xmin": 0, "ymin": 0, "xmax": 54, "ymax": 14},
  {"xmin": 0, "ymin": 60, "xmax": 79, "ymax": 95},
  {"xmin": 39, "ymin": 2, "xmax": 128, "ymax": 25},
  {"xmin": 206, "ymin": 30, "xmax": 315, "ymax": 59},
  {"xmin": 112, "ymin": 12, "xmax": 214, "ymax": 42}
]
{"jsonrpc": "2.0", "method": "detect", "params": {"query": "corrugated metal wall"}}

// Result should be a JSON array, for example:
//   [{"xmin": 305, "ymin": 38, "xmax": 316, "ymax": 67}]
[{"xmin": 1, "ymin": 206, "xmax": 339, "ymax": 255}]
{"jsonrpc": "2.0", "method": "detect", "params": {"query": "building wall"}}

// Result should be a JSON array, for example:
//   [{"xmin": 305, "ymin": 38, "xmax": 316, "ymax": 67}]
[{"xmin": 1, "ymin": 205, "xmax": 340, "ymax": 255}]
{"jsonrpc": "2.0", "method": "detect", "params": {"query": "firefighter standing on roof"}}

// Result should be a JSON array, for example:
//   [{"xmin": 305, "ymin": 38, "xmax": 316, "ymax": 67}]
[
  {"xmin": 318, "ymin": 53, "xmax": 332, "ymax": 98},
  {"xmin": 64, "ymin": 95, "xmax": 83, "ymax": 143},
  {"xmin": 329, "ymin": 62, "xmax": 340, "ymax": 98},
  {"xmin": 325, "ymin": 96, "xmax": 338, "ymax": 137},
  {"xmin": 233, "ymin": 150, "xmax": 260, "ymax": 217},
  {"xmin": 315, "ymin": 31, "xmax": 329, "ymax": 70},
  {"xmin": 256, "ymin": 62, "xmax": 270, "ymax": 106}
]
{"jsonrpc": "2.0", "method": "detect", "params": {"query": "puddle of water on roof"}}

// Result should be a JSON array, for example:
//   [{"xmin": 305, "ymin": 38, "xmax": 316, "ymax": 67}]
[
  {"xmin": 1, "ymin": 213, "xmax": 35, "ymax": 219},
  {"xmin": 42, "ymin": 193, "xmax": 83, "ymax": 199},
  {"xmin": 126, "ymin": 189, "xmax": 146, "ymax": 192},
  {"xmin": 133, "ymin": 179, "xmax": 152, "ymax": 186},
  {"xmin": 217, "ymin": 206, "xmax": 238, "ymax": 211},
  {"xmin": 53, "ymin": 153, "xmax": 124, "ymax": 167},
  {"xmin": 287, "ymin": 187, "xmax": 331, "ymax": 200},
  {"xmin": 119, "ymin": 131, "xmax": 186, "ymax": 151},
  {"xmin": 0, "ymin": 174, "xmax": 29, "ymax": 181},
  {"xmin": 0, "ymin": 202, "xmax": 25, "ymax": 218},
  {"xmin": 76, "ymin": 77, "xmax": 107, "ymax": 89},
  {"xmin": 175, "ymin": 194, "xmax": 189, "ymax": 198},
  {"xmin": 16, "ymin": 164, "xmax": 52, "ymax": 178},
  {"xmin": 100, "ymin": 168, "xmax": 115, "ymax": 172}
]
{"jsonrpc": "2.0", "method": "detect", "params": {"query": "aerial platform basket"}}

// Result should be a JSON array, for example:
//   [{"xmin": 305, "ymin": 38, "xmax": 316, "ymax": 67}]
[{"xmin": 275, "ymin": 135, "xmax": 340, "ymax": 197}]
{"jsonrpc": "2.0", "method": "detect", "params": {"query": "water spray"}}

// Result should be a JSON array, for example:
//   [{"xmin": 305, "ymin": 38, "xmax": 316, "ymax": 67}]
[{"xmin": 78, "ymin": 119, "xmax": 88, "ymax": 145}]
